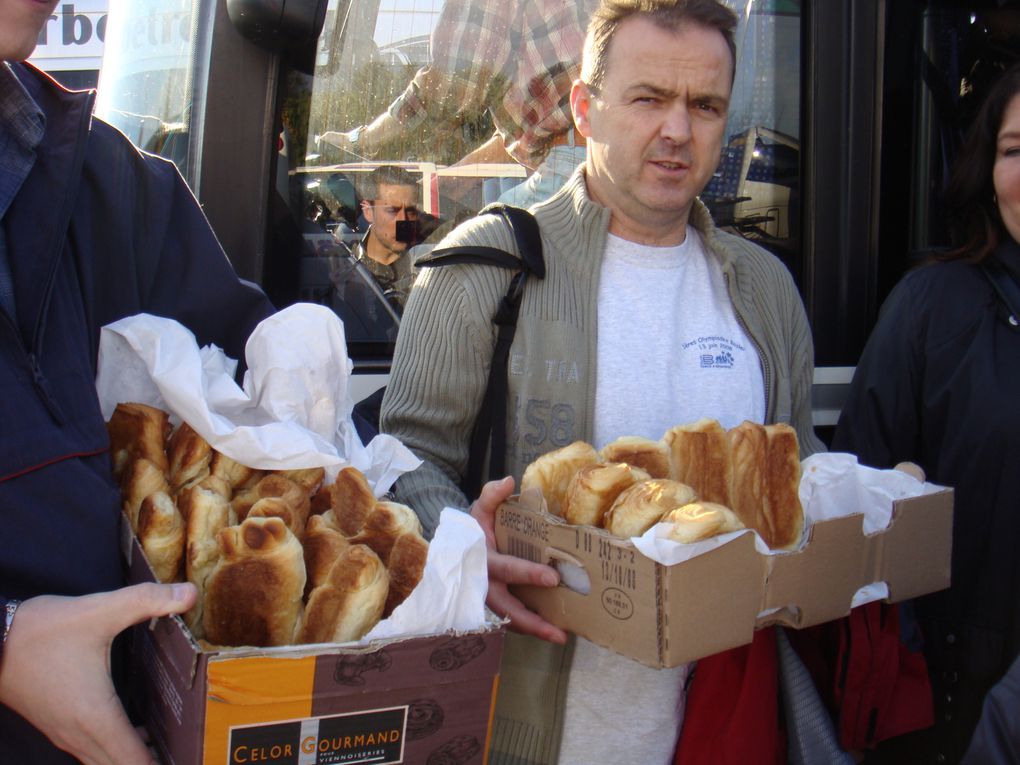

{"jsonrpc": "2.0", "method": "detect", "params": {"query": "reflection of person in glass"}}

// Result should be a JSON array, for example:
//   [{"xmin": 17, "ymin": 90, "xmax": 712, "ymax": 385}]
[
  {"xmin": 351, "ymin": 165, "xmax": 419, "ymax": 309},
  {"xmin": 319, "ymin": 0, "xmax": 598, "ymax": 208}
]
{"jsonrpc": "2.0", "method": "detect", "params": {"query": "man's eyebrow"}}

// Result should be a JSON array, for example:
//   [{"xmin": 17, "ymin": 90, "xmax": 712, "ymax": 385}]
[
  {"xmin": 622, "ymin": 83, "xmax": 729, "ymax": 107},
  {"xmin": 622, "ymin": 83, "xmax": 674, "ymax": 99}
]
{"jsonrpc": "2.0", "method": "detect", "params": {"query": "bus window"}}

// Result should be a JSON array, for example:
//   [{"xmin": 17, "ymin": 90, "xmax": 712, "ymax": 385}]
[
  {"xmin": 94, "ymin": 0, "xmax": 802, "ymax": 364},
  {"xmin": 267, "ymin": 0, "xmax": 802, "ymax": 361},
  {"xmin": 95, "ymin": 0, "xmax": 208, "ymax": 185}
]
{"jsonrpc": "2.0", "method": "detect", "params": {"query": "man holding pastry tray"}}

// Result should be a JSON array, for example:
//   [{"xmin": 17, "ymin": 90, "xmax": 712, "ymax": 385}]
[{"xmin": 380, "ymin": 0, "xmax": 826, "ymax": 762}]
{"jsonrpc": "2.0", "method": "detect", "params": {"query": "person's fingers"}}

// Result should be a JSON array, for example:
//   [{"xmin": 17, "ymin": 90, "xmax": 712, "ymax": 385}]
[
  {"xmin": 469, "ymin": 476, "xmax": 567, "ymax": 643},
  {"xmin": 470, "ymin": 476, "xmax": 516, "ymax": 520},
  {"xmin": 487, "ymin": 549, "xmax": 558, "ymax": 589},
  {"xmin": 470, "ymin": 476, "xmax": 516, "ymax": 549},
  {"xmin": 487, "ymin": 583, "xmax": 567, "ymax": 644}
]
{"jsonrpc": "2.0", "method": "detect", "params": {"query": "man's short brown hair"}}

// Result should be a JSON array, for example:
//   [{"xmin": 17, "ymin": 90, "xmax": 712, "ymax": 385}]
[
  {"xmin": 362, "ymin": 165, "xmax": 418, "ymax": 202},
  {"xmin": 582, "ymin": 0, "xmax": 737, "ymax": 90}
]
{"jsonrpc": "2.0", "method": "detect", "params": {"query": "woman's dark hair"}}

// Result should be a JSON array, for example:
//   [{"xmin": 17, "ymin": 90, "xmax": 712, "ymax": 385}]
[{"xmin": 941, "ymin": 61, "xmax": 1020, "ymax": 262}]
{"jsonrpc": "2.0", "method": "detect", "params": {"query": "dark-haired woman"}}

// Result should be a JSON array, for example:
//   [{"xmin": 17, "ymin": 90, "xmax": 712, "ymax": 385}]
[{"xmin": 833, "ymin": 62, "xmax": 1020, "ymax": 764}]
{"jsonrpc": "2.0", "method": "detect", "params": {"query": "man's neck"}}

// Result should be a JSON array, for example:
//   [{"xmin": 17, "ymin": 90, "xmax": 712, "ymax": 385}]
[{"xmin": 363, "ymin": 231, "xmax": 401, "ymax": 266}]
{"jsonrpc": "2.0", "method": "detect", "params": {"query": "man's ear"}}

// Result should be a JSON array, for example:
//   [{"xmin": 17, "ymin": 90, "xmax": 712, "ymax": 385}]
[
  {"xmin": 361, "ymin": 199, "xmax": 374, "ymax": 224},
  {"xmin": 570, "ymin": 80, "xmax": 593, "ymax": 139}
]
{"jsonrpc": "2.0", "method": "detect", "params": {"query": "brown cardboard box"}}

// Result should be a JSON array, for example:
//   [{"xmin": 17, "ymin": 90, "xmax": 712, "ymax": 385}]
[
  {"xmin": 124, "ymin": 534, "xmax": 504, "ymax": 765},
  {"xmin": 494, "ymin": 487, "xmax": 953, "ymax": 668}
]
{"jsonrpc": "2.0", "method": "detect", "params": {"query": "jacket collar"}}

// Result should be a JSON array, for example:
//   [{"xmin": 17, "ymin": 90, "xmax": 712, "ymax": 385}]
[
  {"xmin": 5, "ymin": 63, "xmax": 93, "ymax": 345},
  {"xmin": 542, "ymin": 162, "xmax": 726, "ymax": 264}
]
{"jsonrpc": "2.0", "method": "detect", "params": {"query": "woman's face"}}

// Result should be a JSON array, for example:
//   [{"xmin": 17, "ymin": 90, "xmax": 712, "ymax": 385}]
[{"xmin": 994, "ymin": 93, "xmax": 1020, "ymax": 244}]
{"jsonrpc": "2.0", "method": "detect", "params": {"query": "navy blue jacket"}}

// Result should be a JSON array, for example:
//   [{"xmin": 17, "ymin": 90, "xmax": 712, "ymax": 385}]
[
  {"xmin": 832, "ymin": 243, "xmax": 1020, "ymax": 763},
  {"xmin": 0, "ymin": 64, "xmax": 274, "ymax": 763}
]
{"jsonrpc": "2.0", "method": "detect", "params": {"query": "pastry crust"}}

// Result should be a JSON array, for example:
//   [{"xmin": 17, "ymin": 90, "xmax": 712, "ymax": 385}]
[
  {"xmin": 247, "ymin": 496, "xmax": 303, "ymax": 536},
  {"xmin": 328, "ymin": 466, "xmax": 377, "ymax": 536},
  {"xmin": 232, "ymin": 474, "xmax": 310, "ymax": 535},
  {"xmin": 107, "ymin": 402, "xmax": 171, "ymax": 478},
  {"xmin": 296, "ymin": 544, "xmax": 389, "ymax": 645},
  {"xmin": 726, "ymin": 421, "xmax": 804, "ymax": 550},
  {"xmin": 520, "ymin": 441, "xmax": 601, "ymax": 516},
  {"xmin": 181, "ymin": 484, "xmax": 232, "ymax": 639},
  {"xmin": 167, "ymin": 421, "xmax": 212, "ymax": 493},
  {"xmin": 350, "ymin": 501, "xmax": 423, "ymax": 565},
  {"xmin": 663, "ymin": 418, "xmax": 731, "ymax": 505},
  {"xmin": 277, "ymin": 467, "xmax": 326, "ymax": 495},
  {"xmin": 604, "ymin": 479, "xmax": 699, "ymax": 538},
  {"xmin": 562, "ymin": 462, "xmax": 650, "ymax": 527},
  {"xmin": 599, "ymin": 436, "xmax": 671, "ymax": 479},
  {"xmin": 726, "ymin": 421, "xmax": 769, "ymax": 539},
  {"xmin": 302, "ymin": 514, "xmax": 351, "ymax": 596},
  {"xmin": 384, "ymin": 532, "xmax": 429, "ymax": 616},
  {"xmin": 204, "ymin": 516, "xmax": 307, "ymax": 647},
  {"xmin": 764, "ymin": 423, "xmax": 804, "ymax": 550},
  {"xmin": 665, "ymin": 501, "xmax": 745, "ymax": 544},
  {"xmin": 121, "ymin": 457, "xmax": 170, "ymax": 532},
  {"xmin": 137, "ymin": 491, "xmax": 185, "ymax": 583},
  {"xmin": 209, "ymin": 451, "xmax": 263, "ymax": 489}
]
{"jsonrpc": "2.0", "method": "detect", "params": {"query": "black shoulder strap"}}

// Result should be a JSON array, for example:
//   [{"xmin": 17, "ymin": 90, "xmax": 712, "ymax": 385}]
[
  {"xmin": 416, "ymin": 204, "xmax": 544, "ymax": 498},
  {"xmin": 979, "ymin": 258, "xmax": 1020, "ymax": 329},
  {"xmin": 415, "ymin": 203, "xmax": 545, "ymax": 276}
]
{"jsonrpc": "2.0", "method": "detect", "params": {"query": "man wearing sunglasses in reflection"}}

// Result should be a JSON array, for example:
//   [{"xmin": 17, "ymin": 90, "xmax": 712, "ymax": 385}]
[{"xmin": 349, "ymin": 165, "xmax": 421, "ymax": 311}]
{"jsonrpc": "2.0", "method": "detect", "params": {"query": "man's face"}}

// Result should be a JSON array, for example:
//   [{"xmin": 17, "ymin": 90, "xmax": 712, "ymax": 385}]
[
  {"xmin": 0, "ymin": 0, "xmax": 60, "ymax": 62},
  {"xmin": 571, "ymin": 16, "xmax": 732, "ymax": 245},
  {"xmin": 362, "ymin": 183, "xmax": 419, "ymax": 261}
]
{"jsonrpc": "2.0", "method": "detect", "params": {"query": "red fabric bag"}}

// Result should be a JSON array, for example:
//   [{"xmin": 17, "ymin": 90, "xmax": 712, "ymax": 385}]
[
  {"xmin": 831, "ymin": 602, "xmax": 934, "ymax": 749},
  {"xmin": 674, "ymin": 627, "xmax": 786, "ymax": 765}
]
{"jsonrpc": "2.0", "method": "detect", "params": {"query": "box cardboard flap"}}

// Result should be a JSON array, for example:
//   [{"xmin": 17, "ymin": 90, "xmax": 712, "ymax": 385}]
[
  {"xmin": 663, "ymin": 530, "xmax": 765, "ymax": 664},
  {"xmin": 876, "ymin": 488, "xmax": 954, "ymax": 601},
  {"xmin": 761, "ymin": 486, "xmax": 954, "ymax": 627},
  {"xmin": 762, "ymin": 513, "xmax": 869, "ymax": 627}
]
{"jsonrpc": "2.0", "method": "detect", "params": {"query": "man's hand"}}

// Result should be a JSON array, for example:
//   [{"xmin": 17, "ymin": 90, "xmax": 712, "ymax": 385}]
[
  {"xmin": 0, "ymin": 583, "xmax": 197, "ymax": 765},
  {"xmin": 471, "ymin": 476, "xmax": 568, "ymax": 644}
]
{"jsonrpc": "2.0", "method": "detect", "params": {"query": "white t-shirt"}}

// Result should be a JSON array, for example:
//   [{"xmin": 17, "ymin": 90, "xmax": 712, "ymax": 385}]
[{"xmin": 558, "ymin": 229, "xmax": 765, "ymax": 765}]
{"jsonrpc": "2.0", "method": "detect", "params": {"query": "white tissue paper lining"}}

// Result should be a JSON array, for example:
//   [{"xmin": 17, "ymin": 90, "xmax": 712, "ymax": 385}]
[
  {"xmin": 96, "ymin": 305, "xmax": 490, "ymax": 639},
  {"xmin": 631, "ymin": 452, "xmax": 945, "ymax": 609}
]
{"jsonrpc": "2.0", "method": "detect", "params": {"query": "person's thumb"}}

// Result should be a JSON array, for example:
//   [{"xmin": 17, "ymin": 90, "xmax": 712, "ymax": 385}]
[
  {"xmin": 88, "ymin": 582, "xmax": 197, "ymax": 636},
  {"xmin": 478, "ymin": 475, "xmax": 516, "ymax": 508}
]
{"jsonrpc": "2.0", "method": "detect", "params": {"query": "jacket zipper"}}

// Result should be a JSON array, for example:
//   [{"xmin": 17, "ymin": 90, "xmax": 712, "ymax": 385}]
[
  {"xmin": 724, "ymin": 271, "xmax": 773, "ymax": 419},
  {"xmin": 21, "ymin": 88, "xmax": 95, "ymax": 428}
]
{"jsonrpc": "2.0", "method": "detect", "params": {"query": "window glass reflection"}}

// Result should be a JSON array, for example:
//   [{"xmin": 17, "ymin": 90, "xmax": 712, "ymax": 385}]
[{"xmin": 277, "ymin": 0, "xmax": 802, "ymax": 351}]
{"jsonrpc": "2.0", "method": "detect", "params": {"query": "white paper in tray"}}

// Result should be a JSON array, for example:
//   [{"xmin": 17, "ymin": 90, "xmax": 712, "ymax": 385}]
[{"xmin": 94, "ymin": 304, "xmax": 420, "ymax": 495}]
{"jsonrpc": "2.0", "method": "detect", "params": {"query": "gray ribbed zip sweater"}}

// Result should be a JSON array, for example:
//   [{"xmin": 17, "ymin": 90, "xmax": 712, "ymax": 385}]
[
  {"xmin": 381, "ymin": 167, "xmax": 823, "ymax": 765},
  {"xmin": 383, "ymin": 167, "xmax": 822, "ymax": 535}
]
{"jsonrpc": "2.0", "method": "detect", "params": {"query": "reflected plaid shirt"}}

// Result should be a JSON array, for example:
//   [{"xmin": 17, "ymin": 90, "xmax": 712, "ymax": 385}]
[
  {"xmin": 386, "ymin": 0, "xmax": 597, "ymax": 168},
  {"xmin": 0, "ymin": 63, "xmax": 46, "ymax": 318}
]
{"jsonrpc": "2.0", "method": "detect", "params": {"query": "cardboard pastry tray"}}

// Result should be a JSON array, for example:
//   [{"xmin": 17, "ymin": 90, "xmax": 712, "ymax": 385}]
[{"xmin": 495, "ymin": 487, "xmax": 953, "ymax": 667}]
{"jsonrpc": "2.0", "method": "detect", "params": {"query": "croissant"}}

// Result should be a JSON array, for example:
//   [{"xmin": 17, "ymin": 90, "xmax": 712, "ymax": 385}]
[
  {"xmin": 137, "ymin": 491, "xmax": 185, "ymax": 583},
  {"xmin": 599, "ymin": 436, "xmax": 671, "ymax": 479},
  {"xmin": 520, "ymin": 441, "xmax": 601, "ymax": 516},
  {"xmin": 604, "ymin": 479, "xmax": 698, "ymax": 538},
  {"xmin": 203, "ymin": 516, "xmax": 306, "ymax": 647},
  {"xmin": 107, "ymin": 402, "xmax": 171, "ymax": 478},
  {"xmin": 562, "ymin": 462, "xmax": 650, "ymax": 527},
  {"xmin": 296, "ymin": 544, "xmax": 389, "ymax": 645}
]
